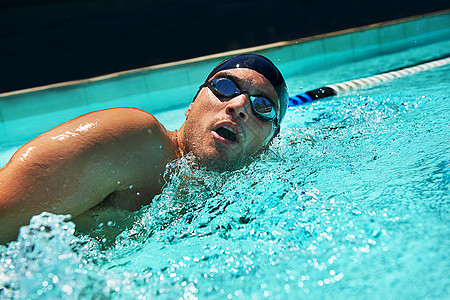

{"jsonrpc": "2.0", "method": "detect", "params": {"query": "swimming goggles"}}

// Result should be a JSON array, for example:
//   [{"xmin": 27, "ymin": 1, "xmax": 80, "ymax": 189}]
[{"xmin": 202, "ymin": 77, "xmax": 277, "ymax": 122}]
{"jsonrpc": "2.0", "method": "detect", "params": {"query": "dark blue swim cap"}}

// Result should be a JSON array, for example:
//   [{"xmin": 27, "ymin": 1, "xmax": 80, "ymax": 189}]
[{"xmin": 204, "ymin": 54, "xmax": 289, "ymax": 130}]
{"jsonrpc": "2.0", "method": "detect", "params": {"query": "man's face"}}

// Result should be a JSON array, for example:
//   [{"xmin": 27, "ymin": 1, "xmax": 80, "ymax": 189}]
[{"xmin": 181, "ymin": 68, "xmax": 278, "ymax": 171}]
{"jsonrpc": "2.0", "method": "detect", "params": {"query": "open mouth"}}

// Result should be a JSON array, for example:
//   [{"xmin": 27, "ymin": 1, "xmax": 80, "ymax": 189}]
[{"xmin": 214, "ymin": 126, "xmax": 237, "ymax": 142}]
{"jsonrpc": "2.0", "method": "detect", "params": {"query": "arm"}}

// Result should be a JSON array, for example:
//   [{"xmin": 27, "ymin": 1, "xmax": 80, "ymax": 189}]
[{"xmin": 0, "ymin": 107, "xmax": 177, "ymax": 243}]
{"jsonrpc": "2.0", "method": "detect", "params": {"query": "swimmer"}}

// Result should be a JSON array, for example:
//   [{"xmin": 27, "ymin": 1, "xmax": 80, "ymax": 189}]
[{"xmin": 0, "ymin": 54, "xmax": 288, "ymax": 244}]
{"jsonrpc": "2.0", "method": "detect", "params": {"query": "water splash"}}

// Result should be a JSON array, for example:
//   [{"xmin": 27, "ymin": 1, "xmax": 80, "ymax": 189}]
[
  {"xmin": 0, "ymin": 213, "xmax": 104, "ymax": 298},
  {"xmin": 1, "ymin": 65, "xmax": 449, "ymax": 299}
]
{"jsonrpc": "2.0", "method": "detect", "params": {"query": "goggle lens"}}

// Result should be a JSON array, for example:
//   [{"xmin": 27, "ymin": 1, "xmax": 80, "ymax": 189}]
[
  {"xmin": 212, "ymin": 78, "xmax": 240, "ymax": 96},
  {"xmin": 252, "ymin": 97, "xmax": 273, "ymax": 115}
]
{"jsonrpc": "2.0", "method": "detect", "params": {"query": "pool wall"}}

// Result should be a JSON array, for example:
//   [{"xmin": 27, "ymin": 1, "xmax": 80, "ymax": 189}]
[{"xmin": 0, "ymin": 10, "xmax": 449, "ymax": 146}]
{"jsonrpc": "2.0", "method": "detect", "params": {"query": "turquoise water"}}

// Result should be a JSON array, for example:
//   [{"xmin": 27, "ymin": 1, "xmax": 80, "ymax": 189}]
[{"xmin": 1, "ymin": 54, "xmax": 450, "ymax": 298}]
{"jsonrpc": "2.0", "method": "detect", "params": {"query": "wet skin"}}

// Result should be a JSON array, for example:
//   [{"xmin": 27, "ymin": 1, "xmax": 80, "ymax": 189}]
[
  {"xmin": 0, "ymin": 68, "xmax": 278, "ymax": 244},
  {"xmin": 0, "ymin": 108, "xmax": 180, "ymax": 243}
]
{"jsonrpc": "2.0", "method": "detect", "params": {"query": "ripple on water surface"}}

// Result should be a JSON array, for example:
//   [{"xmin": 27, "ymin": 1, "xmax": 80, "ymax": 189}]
[{"xmin": 1, "ymin": 65, "xmax": 449, "ymax": 299}]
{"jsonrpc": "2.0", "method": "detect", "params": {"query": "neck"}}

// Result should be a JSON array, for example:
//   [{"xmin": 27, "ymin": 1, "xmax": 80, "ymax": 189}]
[{"xmin": 171, "ymin": 126, "xmax": 187, "ymax": 158}]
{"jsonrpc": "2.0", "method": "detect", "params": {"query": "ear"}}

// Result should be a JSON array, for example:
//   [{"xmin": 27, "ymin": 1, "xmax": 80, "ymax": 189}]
[{"xmin": 185, "ymin": 103, "xmax": 194, "ymax": 118}]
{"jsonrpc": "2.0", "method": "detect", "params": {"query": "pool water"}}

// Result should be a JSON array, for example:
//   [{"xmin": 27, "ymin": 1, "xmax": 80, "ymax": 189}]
[{"xmin": 1, "ymin": 56, "xmax": 449, "ymax": 298}]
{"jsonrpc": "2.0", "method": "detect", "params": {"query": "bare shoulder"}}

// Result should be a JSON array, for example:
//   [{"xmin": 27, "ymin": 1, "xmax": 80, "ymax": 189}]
[
  {"xmin": 66, "ymin": 107, "xmax": 164, "ymax": 137},
  {"xmin": 88, "ymin": 107, "xmax": 160, "ymax": 126},
  {"xmin": 17, "ymin": 108, "xmax": 169, "ymax": 157}
]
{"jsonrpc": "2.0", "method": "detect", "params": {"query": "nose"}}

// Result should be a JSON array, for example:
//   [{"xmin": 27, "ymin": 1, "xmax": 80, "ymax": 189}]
[{"xmin": 225, "ymin": 94, "xmax": 249, "ymax": 122}]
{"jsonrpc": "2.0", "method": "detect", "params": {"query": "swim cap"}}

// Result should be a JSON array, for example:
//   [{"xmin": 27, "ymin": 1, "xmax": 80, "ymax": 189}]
[{"xmin": 204, "ymin": 54, "xmax": 289, "ymax": 130}]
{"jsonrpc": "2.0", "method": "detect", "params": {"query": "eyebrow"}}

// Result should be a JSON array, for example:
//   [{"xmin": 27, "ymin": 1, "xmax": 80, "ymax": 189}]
[{"xmin": 219, "ymin": 72, "xmax": 278, "ymax": 109}]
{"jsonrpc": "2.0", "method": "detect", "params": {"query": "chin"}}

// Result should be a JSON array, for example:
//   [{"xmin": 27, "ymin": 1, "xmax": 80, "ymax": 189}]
[{"xmin": 196, "ymin": 151, "xmax": 249, "ymax": 172}]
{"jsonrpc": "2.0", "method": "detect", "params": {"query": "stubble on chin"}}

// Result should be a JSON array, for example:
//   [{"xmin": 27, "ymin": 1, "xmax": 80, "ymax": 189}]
[
  {"xmin": 203, "ymin": 147, "xmax": 252, "ymax": 172},
  {"xmin": 182, "ymin": 129, "xmax": 250, "ymax": 172}
]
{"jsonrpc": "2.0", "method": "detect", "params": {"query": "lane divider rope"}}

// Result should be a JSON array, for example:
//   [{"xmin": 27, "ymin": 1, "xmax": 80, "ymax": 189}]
[{"xmin": 288, "ymin": 56, "xmax": 450, "ymax": 106}]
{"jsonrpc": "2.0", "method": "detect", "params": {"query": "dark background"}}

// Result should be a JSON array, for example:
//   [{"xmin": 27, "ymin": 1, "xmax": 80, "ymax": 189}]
[{"xmin": 1, "ymin": 0, "xmax": 448, "ymax": 93}]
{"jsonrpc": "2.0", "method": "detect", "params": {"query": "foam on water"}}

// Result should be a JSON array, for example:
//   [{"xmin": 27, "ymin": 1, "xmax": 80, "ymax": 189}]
[{"xmin": 1, "ymin": 63, "xmax": 449, "ymax": 299}]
